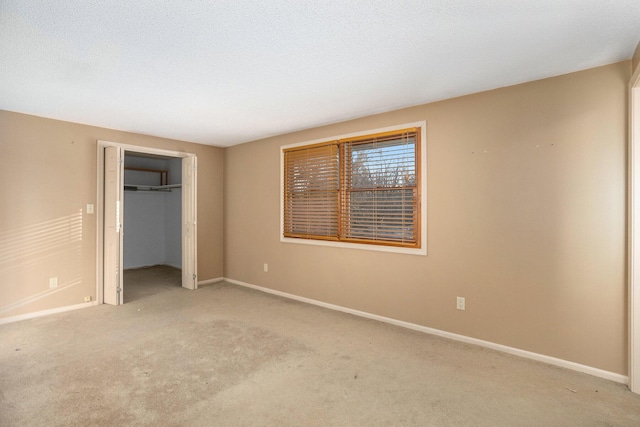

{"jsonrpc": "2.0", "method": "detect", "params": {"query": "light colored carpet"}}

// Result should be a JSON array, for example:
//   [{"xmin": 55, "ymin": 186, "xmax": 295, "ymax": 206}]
[{"xmin": 1, "ymin": 265, "xmax": 639, "ymax": 426}]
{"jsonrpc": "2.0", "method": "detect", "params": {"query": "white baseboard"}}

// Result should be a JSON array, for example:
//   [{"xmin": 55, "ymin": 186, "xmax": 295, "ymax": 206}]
[
  {"xmin": 0, "ymin": 301, "xmax": 98, "ymax": 325},
  {"xmin": 224, "ymin": 277, "xmax": 628, "ymax": 385},
  {"xmin": 198, "ymin": 277, "xmax": 224, "ymax": 287}
]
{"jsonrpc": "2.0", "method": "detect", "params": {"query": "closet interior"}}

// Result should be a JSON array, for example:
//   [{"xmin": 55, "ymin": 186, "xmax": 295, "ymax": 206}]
[{"xmin": 123, "ymin": 153, "xmax": 182, "ymax": 277}]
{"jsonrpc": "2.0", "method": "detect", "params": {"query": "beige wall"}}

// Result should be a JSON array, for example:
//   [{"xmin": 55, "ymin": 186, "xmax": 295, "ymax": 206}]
[
  {"xmin": 224, "ymin": 61, "xmax": 630, "ymax": 374},
  {"xmin": 0, "ymin": 111, "xmax": 224, "ymax": 319}
]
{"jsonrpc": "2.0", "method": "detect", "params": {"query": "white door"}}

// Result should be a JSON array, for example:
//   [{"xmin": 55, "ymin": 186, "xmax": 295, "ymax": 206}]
[
  {"xmin": 104, "ymin": 146, "xmax": 124, "ymax": 305},
  {"xmin": 182, "ymin": 155, "xmax": 197, "ymax": 290}
]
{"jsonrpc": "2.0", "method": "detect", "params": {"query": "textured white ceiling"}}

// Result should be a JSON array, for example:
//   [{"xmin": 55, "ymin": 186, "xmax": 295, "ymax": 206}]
[{"xmin": 1, "ymin": 1, "xmax": 639, "ymax": 147}]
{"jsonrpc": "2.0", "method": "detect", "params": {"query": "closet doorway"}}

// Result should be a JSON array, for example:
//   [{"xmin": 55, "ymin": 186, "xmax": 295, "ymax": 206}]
[{"xmin": 97, "ymin": 141, "xmax": 197, "ymax": 305}]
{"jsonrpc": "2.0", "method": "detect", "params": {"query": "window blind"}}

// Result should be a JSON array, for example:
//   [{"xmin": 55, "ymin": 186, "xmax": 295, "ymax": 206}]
[{"xmin": 283, "ymin": 143, "xmax": 340, "ymax": 240}]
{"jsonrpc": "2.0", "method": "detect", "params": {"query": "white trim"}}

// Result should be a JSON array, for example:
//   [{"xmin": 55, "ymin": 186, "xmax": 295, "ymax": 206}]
[
  {"xmin": 629, "ymin": 64, "xmax": 640, "ymax": 393},
  {"xmin": 97, "ymin": 140, "xmax": 192, "ymax": 159},
  {"xmin": 197, "ymin": 277, "xmax": 224, "ymax": 286},
  {"xmin": 279, "ymin": 121, "xmax": 428, "ymax": 256},
  {"xmin": 280, "ymin": 236, "xmax": 427, "ymax": 255},
  {"xmin": 224, "ymin": 277, "xmax": 628, "ymax": 385},
  {"xmin": 0, "ymin": 301, "xmax": 98, "ymax": 325}
]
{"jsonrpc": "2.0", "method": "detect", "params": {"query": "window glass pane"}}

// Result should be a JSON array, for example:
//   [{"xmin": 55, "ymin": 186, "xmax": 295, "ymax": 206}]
[
  {"xmin": 349, "ymin": 136, "xmax": 416, "ymax": 189},
  {"xmin": 343, "ymin": 132, "xmax": 417, "ymax": 244}
]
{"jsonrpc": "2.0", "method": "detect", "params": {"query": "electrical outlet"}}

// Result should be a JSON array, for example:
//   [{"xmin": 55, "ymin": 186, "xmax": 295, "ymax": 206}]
[
  {"xmin": 456, "ymin": 296, "xmax": 465, "ymax": 310},
  {"xmin": 49, "ymin": 277, "xmax": 58, "ymax": 289},
  {"xmin": 263, "ymin": 263, "xmax": 268, "ymax": 273},
  {"xmin": 86, "ymin": 204, "xmax": 94, "ymax": 214},
  {"xmin": 84, "ymin": 296, "xmax": 91, "ymax": 302}
]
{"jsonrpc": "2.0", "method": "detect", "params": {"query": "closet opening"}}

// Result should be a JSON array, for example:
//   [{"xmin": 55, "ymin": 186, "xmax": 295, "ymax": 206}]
[
  {"xmin": 123, "ymin": 152, "xmax": 183, "ymax": 303},
  {"xmin": 97, "ymin": 141, "xmax": 197, "ymax": 306}
]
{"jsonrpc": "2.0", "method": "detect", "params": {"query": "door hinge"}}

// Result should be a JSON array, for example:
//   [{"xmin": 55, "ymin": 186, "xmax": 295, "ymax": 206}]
[{"xmin": 192, "ymin": 273, "xmax": 197, "ymax": 280}]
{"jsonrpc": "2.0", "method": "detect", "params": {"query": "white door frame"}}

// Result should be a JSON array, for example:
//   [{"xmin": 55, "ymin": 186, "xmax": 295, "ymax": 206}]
[
  {"xmin": 629, "ymin": 64, "xmax": 640, "ymax": 393},
  {"xmin": 96, "ymin": 140, "xmax": 197, "ymax": 304}
]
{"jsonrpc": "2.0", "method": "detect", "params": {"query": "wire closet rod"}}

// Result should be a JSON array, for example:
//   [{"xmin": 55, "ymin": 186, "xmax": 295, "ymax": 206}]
[{"xmin": 124, "ymin": 184, "xmax": 182, "ymax": 192}]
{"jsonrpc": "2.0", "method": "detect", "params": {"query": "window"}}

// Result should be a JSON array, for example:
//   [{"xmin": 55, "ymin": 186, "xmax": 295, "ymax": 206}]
[{"xmin": 282, "ymin": 123, "xmax": 425, "ymax": 253}]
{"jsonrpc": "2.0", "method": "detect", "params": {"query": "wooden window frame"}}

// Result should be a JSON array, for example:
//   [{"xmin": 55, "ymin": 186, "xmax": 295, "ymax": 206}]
[{"xmin": 281, "ymin": 122, "xmax": 427, "ymax": 255}]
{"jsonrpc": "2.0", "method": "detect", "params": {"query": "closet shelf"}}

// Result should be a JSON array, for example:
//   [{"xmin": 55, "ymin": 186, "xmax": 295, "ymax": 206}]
[
  {"xmin": 124, "ymin": 166, "xmax": 169, "ymax": 185},
  {"xmin": 124, "ymin": 184, "xmax": 182, "ymax": 192}
]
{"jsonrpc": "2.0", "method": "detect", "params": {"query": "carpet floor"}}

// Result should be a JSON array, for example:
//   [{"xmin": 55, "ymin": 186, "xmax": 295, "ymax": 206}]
[{"xmin": 1, "ymin": 265, "xmax": 639, "ymax": 426}]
